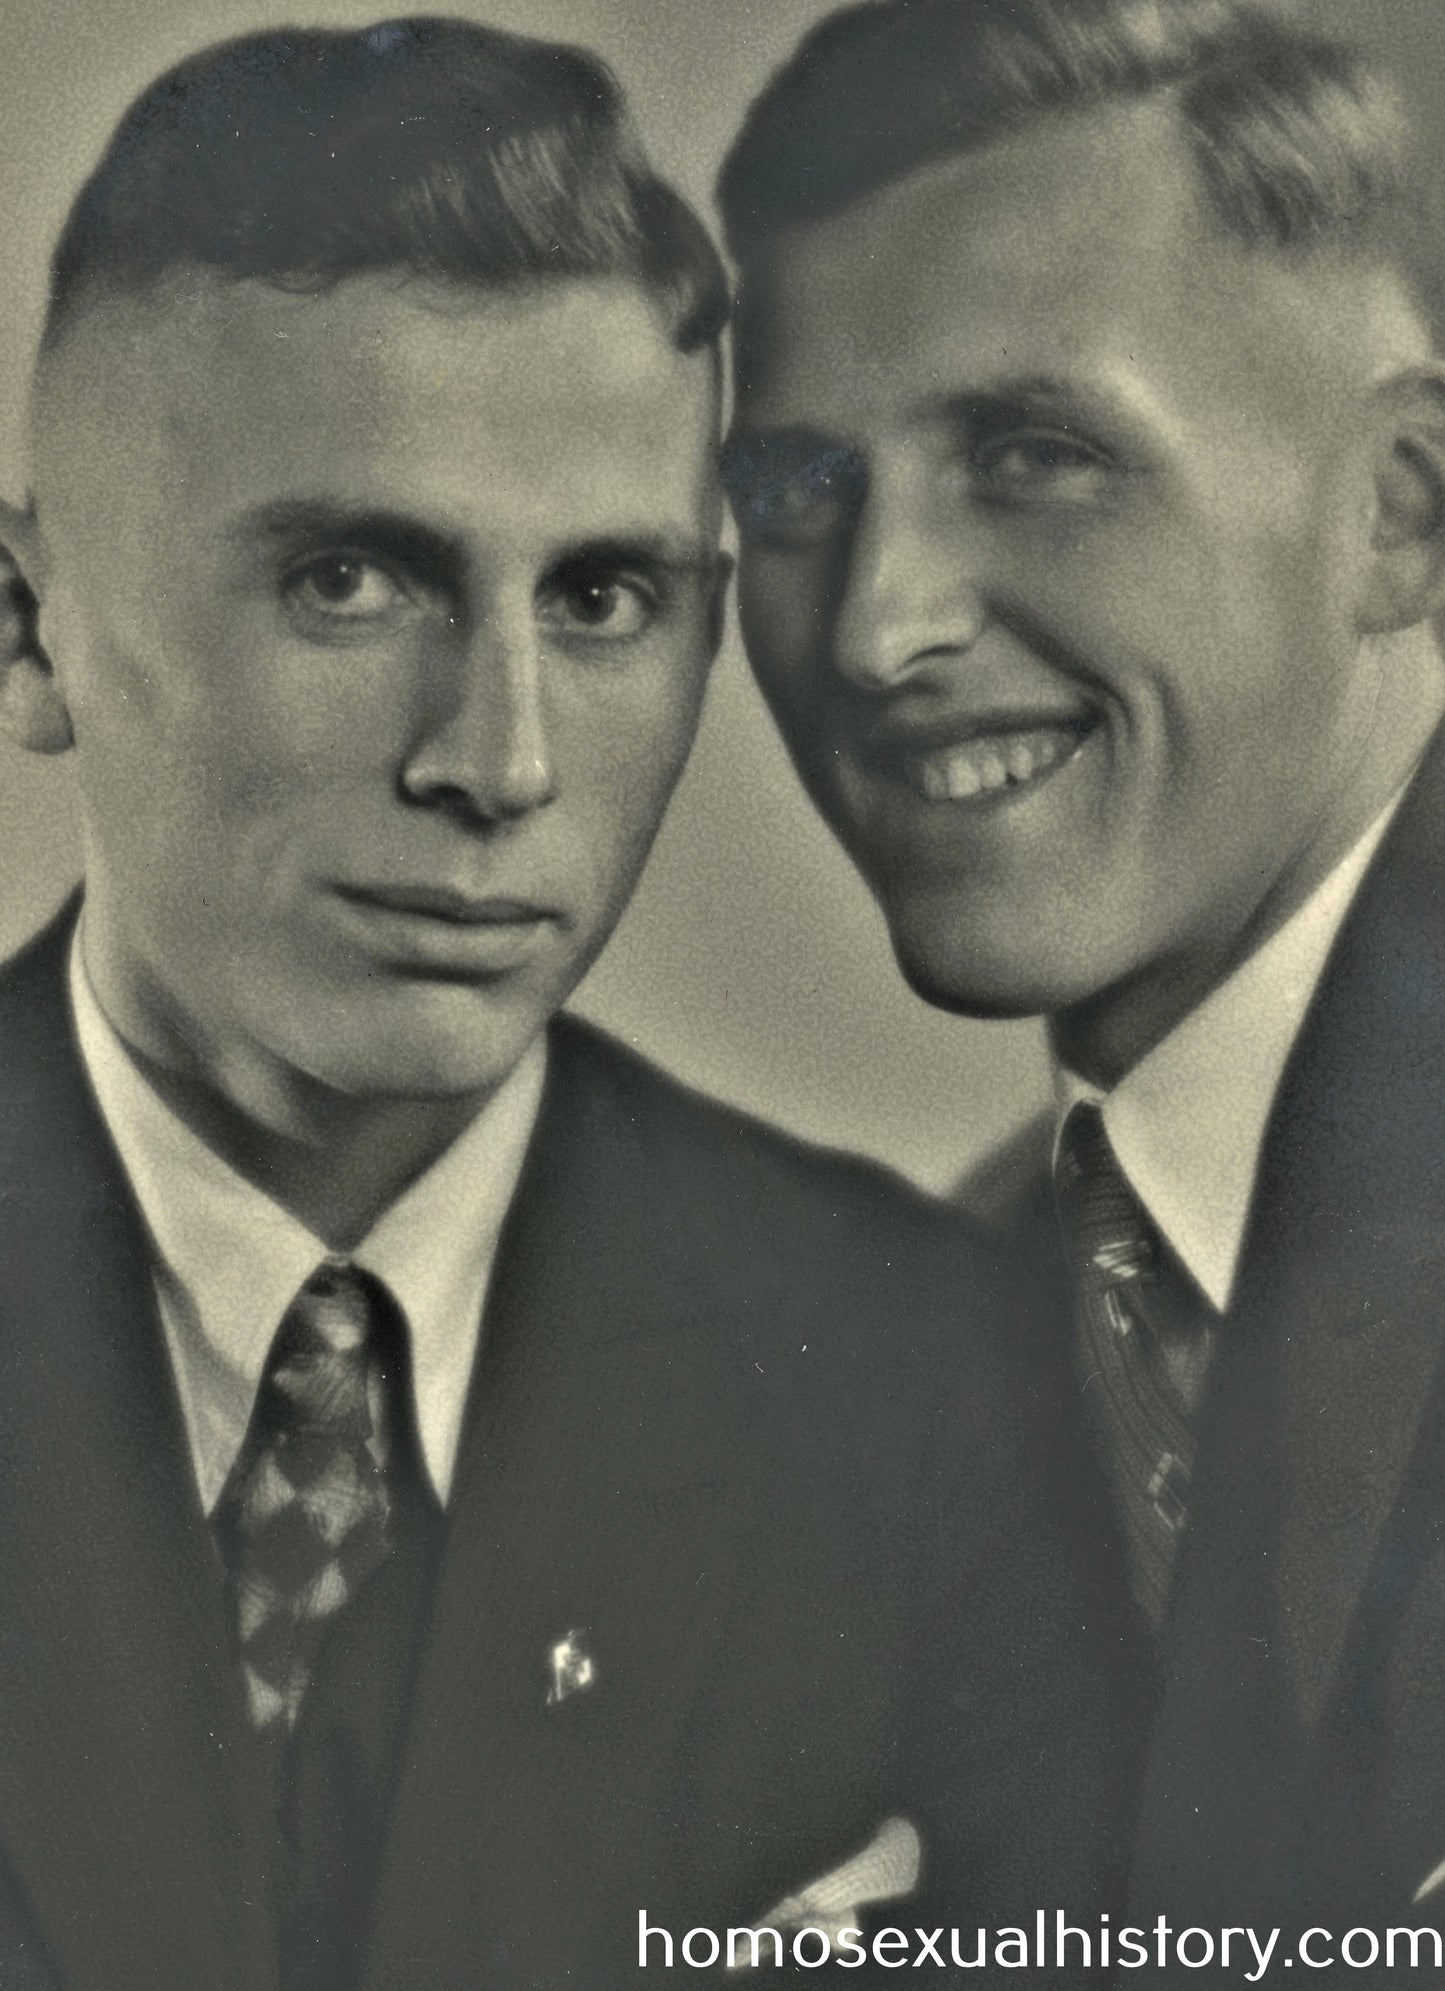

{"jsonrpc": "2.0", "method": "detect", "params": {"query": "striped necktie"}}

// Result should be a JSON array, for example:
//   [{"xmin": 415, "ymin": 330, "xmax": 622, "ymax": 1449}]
[
  {"xmin": 1054, "ymin": 1103, "xmax": 1216, "ymax": 1629},
  {"xmin": 213, "ymin": 1260, "xmax": 409, "ymax": 1748}
]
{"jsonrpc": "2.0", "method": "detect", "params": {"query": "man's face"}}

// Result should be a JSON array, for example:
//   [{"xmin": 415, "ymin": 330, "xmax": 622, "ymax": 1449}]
[
  {"xmin": 728, "ymin": 103, "xmax": 1410, "ymax": 1052},
  {"xmin": 33, "ymin": 274, "xmax": 722, "ymax": 1104}
]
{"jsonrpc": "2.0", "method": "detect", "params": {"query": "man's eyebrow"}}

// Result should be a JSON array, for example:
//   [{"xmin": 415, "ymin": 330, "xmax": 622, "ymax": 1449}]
[
  {"xmin": 923, "ymin": 378, "xmax": 1106, "ymax": 426},
  {"xmin": 229, "ymin": 499, "xmax": 468, "ymax": 590},
  {"xmin": 913, "ymin": 373, "xmax": 1148, "ymax": 433},
  {"xmin": 228, "ymin": 504, "xmax": 717, "ymax": 581},
  {"xmin": 547, "ymin": 532, "xmax": 720, "ymax": 577}
]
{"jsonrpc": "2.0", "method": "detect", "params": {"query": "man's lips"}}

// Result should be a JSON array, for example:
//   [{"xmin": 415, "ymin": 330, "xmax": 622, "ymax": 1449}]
[
  {"xmin": 858, "ymin": 713, "xmax": 1099, "ymax": 804},
  {"xmin": 327, "ymin": 882, "xmax": 562, "ymax": 976},
  {"xmin": 333, "ymin": 882, "xmax": 559, "ymax": 926}
]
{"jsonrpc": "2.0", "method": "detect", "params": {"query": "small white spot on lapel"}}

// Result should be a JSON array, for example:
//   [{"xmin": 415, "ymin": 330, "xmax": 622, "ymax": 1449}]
[{"xmin": 545, "ymin": 1627, "xmax": 596, "ymax": 1707}]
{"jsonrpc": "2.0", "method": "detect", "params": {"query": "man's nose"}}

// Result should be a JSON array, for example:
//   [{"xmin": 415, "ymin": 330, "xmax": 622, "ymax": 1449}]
[
  {"xmin": 831, "ymin": 482, "xmax": 988, "ymax": 692},
  {"xmin": 399, "ymin": 605, "xmax": 557, "ymax": 821}
]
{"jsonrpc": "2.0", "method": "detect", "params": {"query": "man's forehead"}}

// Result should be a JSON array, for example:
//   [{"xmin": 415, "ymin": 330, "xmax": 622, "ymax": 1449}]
[
  {"xmin": 849, "ymin": 99, "xmax": 1204, "ymax": 292},
  {"xmin": 737, "ymin": 106, "xmax": 1197, "ymax": 371},
  {"xmin": 31, "ymin": 271, "xmax": 719, "ymax": 538},
  {"xmin": 38, "ymin": 271, "xmax": 700, "ymax": 425},
  {"xmin": 735, "ymin": 98, "xmax": 1417, "ymax": 431}
]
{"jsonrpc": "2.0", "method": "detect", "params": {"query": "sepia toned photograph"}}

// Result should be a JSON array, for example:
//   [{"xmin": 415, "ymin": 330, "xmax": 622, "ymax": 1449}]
[{"xmin": 2, "ymin": 0, "xmax": 1445, "ymax": 1984}]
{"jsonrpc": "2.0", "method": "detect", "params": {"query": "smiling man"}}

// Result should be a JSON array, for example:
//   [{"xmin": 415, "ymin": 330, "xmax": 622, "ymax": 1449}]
[
  {"xmin": 0, "ymin": 17, "xmax": 1116, "ymax": 1991},
  {"xmin": 720, "ymin": 0, "xmax": 1445, "ymax": 1964}
]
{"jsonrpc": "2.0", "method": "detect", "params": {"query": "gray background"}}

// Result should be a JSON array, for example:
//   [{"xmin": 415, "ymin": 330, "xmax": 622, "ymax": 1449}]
[{"xmin": 2, "ymin": 0, "xmax": 1441, "ymax": 1189}]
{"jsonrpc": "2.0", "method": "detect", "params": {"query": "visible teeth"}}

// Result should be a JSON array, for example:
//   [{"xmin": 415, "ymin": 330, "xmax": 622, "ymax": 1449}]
[
  {"xmin": 912, "ymin": 725, "xmax": 1081, "ymax": 803},
  {"xmin": 920, "ymin": 756, "xmax": 980, "ymax": 801}
]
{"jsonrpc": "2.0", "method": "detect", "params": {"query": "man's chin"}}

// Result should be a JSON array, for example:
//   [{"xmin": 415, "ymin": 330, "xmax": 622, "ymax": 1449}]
[
  {"xmin": 297, "ymin": 1031, "xmax": 544, "ymax": 1106},
  {"xmin": 271, "ymin": 983, "xmax": 554, "ymax": 1108},
  {"xmin": 887, "ymin": 920, "xmax": 1081, "ymax": 1025}
]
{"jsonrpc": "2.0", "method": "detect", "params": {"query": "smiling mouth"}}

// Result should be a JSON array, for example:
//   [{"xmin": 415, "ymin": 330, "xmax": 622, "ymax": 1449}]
[{"xmin": 865, "ymin": 718, "xmax": 1098, "ymax": 804}]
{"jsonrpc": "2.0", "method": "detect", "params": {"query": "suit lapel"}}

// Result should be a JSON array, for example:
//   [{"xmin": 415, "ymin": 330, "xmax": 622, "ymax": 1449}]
[
  {"xmin": 1248, "ymin": 734, "xmax": 1445, "ymax": 1731},
  {"xmin": 1129, "ymin": 732, "xmax": 1445, "ymax": 1930},
  {"xmin": 363, "ymin": 1022, "xmax": 785, "ymax": 1986},
  {"xmin": 0, "ymin": 917, "xmax": 276, "ymax": 1991}
]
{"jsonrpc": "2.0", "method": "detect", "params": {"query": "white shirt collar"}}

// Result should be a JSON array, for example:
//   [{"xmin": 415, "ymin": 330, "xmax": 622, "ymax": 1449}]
[
  {"xmin": 69, "ymin": 931, "xmax": 546, "ymax": 1511},
  {"xmin": 1055, "ymin": 794, "xmax": 1403, "ymax": 1313}
]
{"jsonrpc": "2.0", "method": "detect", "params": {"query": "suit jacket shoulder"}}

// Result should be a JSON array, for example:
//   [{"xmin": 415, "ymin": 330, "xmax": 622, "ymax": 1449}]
[{"xmin": 547, "ymin": 1010, "xmax": 1037, "ymax": 1400}]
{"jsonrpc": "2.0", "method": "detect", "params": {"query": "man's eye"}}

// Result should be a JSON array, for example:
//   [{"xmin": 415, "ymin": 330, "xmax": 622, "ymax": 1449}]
[
  {"xmin": 972, "ymin": 432, "xmax": 1111, "ymax": 500},
  {"xmin": 284, "ymin": 554, "xmax": 407, "ymax": 622},
  {"xmin": 723, "ymin": 443, "xmax": 865, "ymax": 549},
  {"xmin": 537, "ymin": 563, "xmax": 657, "ymax": 642}
]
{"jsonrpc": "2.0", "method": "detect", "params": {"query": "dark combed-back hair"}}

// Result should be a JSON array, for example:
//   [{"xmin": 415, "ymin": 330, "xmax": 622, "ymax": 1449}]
[
  {"xmin": 719, "ymin": 0, "xmax": 1428, "ymax": 303},
  {"xmin": 44, "ymin": 15, "xmax": 729, "ymax": 353}
]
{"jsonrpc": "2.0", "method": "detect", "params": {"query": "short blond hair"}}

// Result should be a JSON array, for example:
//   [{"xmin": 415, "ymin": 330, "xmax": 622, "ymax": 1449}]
[{"xmin": 719, "ymin": 0, "xmax": 1433, "ymax": 320}]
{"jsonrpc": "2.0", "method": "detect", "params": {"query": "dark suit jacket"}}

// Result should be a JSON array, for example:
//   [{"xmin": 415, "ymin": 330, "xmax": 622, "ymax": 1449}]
[
  {"xmin": 0, "ymin": 911, "xmax": 1117, "ymax": 1990},
  {"xmin": 963, "ymin": 728, "xmax": 1445, "ymax": 1977}
]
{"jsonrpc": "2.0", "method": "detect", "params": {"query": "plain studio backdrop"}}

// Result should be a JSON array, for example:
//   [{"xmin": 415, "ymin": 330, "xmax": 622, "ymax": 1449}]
[{"xmin": 1, "ymin": 0, "xmax": 1441, "ymax": 1191}]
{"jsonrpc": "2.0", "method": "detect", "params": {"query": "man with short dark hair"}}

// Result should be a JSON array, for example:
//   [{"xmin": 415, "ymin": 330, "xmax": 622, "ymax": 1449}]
[
  {"xmin": 720, "ymin": 0, "xmax": 1445, "ymax": 1960},
  {"xmin": 0, "ymin": 17, "xmax": 1114, "ymax": 1989}
]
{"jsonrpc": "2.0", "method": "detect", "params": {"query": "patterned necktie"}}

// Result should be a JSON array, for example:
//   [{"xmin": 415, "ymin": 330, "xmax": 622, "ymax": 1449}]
[
  {"xmin": 1054, "ymin": 1103, "xmax": 1216, "ymax": 1630},
  {"xmin": 213, "ymin": 1260, "xmax": 408, "ymax": 1747}
]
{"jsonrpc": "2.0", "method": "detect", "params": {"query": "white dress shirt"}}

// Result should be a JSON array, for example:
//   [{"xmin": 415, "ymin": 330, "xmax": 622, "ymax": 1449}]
[
  {"xmin": 1056, "ymin": 795, "xmax": 1404, "ymax": 1313},
  {"xmin": 69, "ymin": 934, "xmax": 546, "ymax": 1512}
]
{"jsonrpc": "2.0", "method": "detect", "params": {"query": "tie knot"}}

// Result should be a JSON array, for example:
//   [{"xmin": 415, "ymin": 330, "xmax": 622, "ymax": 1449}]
[
  {"xmin": 264, "ymin": 1262, "xmax": 401, "ymax": 1439},
  {"xmin": 1054, "ymin": 1102, "xmax": 1158, "ymax": 1295},
  {"xmin": 292, "ymin": 1260, "xmax": 384, "ymax": 1354}
]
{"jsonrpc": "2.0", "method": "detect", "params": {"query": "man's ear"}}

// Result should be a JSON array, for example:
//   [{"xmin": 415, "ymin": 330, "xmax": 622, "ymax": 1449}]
[
  {"xmin": 1356, "ymin": 369, "xmax": 1445, "ymax": 636},
  {"xmin": 0, "ymin": 498, "xmax": 72, "ymax": 754}
]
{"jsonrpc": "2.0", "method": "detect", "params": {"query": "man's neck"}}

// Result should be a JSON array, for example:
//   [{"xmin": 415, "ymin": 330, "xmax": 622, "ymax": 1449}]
[
  {"xmin": 123, "ymin": 1047, "xmax": 488, "ymax": 1251},
  {"xmin": 74, "ymin": 921, "xmax": 507, "ymax": 1250},
  {"xmin": 1053, "ymin": 651, "xmax": 1445, "ymax": 1090}
]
